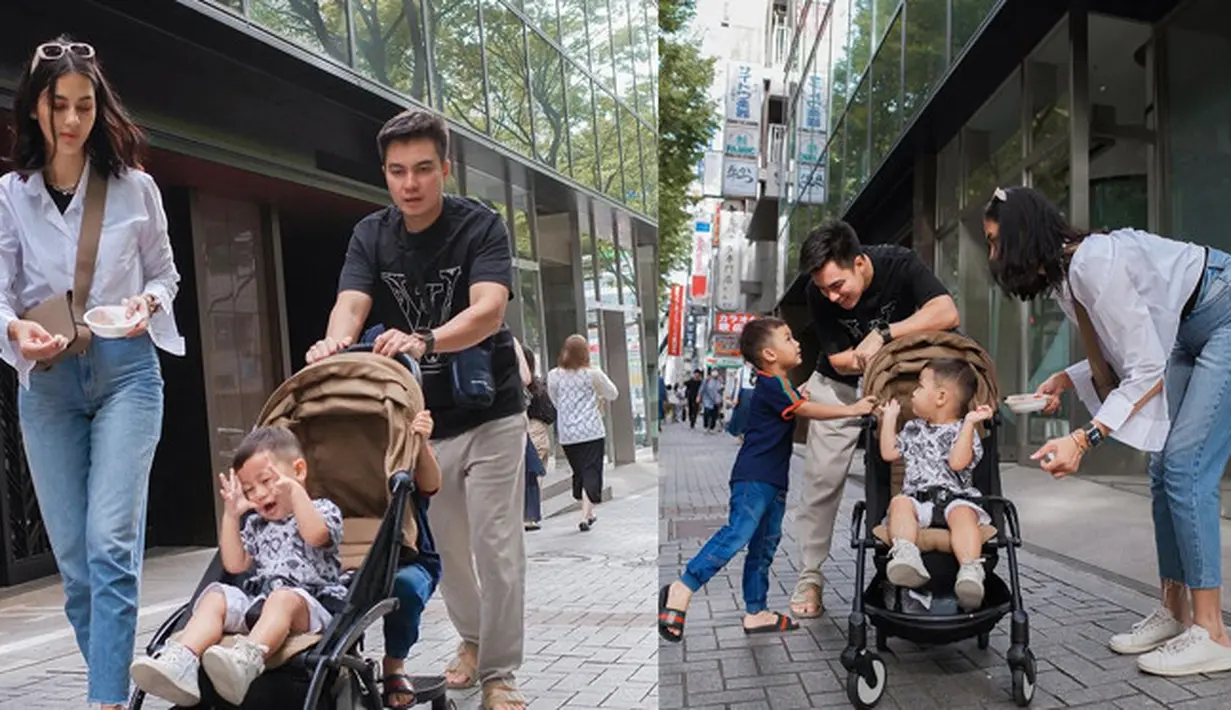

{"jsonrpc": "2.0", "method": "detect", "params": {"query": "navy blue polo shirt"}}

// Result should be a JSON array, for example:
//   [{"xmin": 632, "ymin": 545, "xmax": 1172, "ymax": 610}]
[{"xmin": 729, "ymin": 372, "xmax": 805, "ymax": 490}]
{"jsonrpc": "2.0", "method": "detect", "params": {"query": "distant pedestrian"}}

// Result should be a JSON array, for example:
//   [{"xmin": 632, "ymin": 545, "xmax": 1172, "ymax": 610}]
[
  {"xmin": 684, "ymin": 370, "xmax": 703, "ymax": 428},
  {"xmin": 701, "ymin": 370, "xmax": 724, "ymax": 432},
  {"xmin": 521, "ymin": 344, "xmax": 555, "ymax": 531}
]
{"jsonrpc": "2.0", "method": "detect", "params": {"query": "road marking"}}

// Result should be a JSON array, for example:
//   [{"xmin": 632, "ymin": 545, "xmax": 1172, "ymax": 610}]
[{"xmin": 0, "ymin": 598, "xmax": 185, "ymax": 658}]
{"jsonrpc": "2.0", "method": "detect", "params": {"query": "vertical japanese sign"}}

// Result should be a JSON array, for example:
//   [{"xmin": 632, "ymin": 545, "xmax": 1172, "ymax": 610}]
[
  {"xmin": 796, "ymin": 72, "xmax": 827, "ymax": 205},
  {"xmin": 715, "ymin": 213, "xmax": 745, "ymax": 311},
  {"xmin": 691, "ymin": 219, "xmax": 712, "ymax": 298},
  {"xmin": 667, "ymin": 284, "xmax": 685, "ymax": 357},
  {"xmin": 723, "ymin": 61, "xmax": 762, "ymax": 200}
]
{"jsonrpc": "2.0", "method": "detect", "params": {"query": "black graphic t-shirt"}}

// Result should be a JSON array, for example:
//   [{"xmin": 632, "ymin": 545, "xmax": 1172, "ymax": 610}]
[
  {"xmin": 806, "ymin": 244, "xmax": 950, "ymax": 387},
  {"xmin": 338, "ymin": 196, "xmax": 524, "ymax": 440}
]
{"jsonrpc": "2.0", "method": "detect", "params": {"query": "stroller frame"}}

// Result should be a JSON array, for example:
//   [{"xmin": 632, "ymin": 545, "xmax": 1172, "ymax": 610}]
[
  {"xmin": 129, "ymin": 345, "xmax": 453, "ymax": 710},
  {"xmin": 839, "ymin": 413, "xmax": 1037, "ymax": 709}
]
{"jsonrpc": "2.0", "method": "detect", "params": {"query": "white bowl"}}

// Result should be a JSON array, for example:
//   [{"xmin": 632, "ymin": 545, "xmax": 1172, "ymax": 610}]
[
  {"xmin": 84, "ymin": 305, "xmax": 141, "ymax": 339},
  {"xmin": 1005, "ymin": 393, "xmax": 1049, "ymax": 414}
]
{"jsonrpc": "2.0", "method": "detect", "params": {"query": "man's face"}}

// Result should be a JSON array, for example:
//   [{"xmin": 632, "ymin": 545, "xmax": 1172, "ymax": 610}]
[
  {"xmin": 811, "ymin": 255, "xmax": 868, "ymax": 310},
  {"xmin": 383, "ymin": 138, "xmax": 450, "ymax": 222}
]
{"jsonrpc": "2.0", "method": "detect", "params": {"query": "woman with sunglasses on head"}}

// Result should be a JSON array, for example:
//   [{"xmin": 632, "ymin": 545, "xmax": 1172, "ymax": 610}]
[
  {"xmin": 983, "ymin": 186, "xmax": 1231, "ymax": 678},
  {"xmin": 0, "ymin": 37, "xmax": 184, "ymax": 708}
]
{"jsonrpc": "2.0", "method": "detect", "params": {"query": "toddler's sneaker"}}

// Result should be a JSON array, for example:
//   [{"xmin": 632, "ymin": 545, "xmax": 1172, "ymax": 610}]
[
  {"xmin": 130, "ymin": 640, "xmax": 201, "ymax": 706},
  {"xmin": 886, "ymin": 539, "xmax": 930, "ymax": 589},
  {"xmin": 954, "ymin": 560, "xmax": 986, "ymax": 611},
  {"xmin": 1109, "ymin": 606, "xmax": 1184, "ymax": 655},
  {"xmin": 1137, "ymin": 626, "xmax": 1231, "ymax": 676},
  {"xmin": 202, "ymin": 637, "xmax": 267, "ymax": 705}
]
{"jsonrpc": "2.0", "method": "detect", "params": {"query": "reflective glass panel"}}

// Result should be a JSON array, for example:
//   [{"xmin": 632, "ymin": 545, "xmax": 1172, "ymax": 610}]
[
  {"xmin": 351, "ymin": 0, "xmax": 429, "ymax": 103},
  {"xmin": 430, "ymin": 0, "xmax": 488, "ymax": 132},
  {"xmin": 483, "ymin": 0, "xmax": 534, "ymax": 157}
]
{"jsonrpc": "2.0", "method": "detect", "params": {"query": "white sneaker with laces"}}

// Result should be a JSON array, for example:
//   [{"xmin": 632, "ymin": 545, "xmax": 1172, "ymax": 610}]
[
  {"xmin": 954, "ymin": 561, "xmax": 986, "ymax": 611},
  {"xmin": 202, "ymin": 637, "xmax": 268, "ymax": 705},
  {"xmin": 886, "ymin": 539, "xmax": 930, "ymax": 589},
  {"xmin": 1109, "ymin": 607, "xmax": 1184, "ymax": 655},
  {"xmin": 1137, "ymin": 626, "xmax": 1231, "ymax": 676},
  {"xmin": 130, "ymin": 640, "xmax": 201, "ymax": 706}
]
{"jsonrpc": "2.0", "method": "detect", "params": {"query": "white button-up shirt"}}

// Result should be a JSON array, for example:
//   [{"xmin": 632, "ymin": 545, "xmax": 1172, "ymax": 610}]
[
  {"xmin": 0, "ymin": 163, "xmax": 185, "ymax": 387},
  {"xmin": 1058, "ymin": 229, "xmax": 1205, "ymax": 452}
]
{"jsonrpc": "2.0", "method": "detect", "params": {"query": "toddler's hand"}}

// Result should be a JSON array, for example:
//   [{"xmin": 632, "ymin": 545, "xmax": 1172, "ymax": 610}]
[
  {"xmin": 879, "ymin": 398, "xmax": 901, "ymax": 420},
  {"xmin": 218, "ymin": 470, "xmax": 255, "ymax": 518},
  {"xmin": 412, "ymin": 410, "xmax": 434, "ymax": 439},
  {"xmin": 965, "ymin": 404, "xmax": 995, "ymax": 424},
  {"xmin": 849, "ymin": 396, "xmax": 878, "ymax": 416},
  {"xmin": 273, "ymin": 474, "xmax": 305, "ymax": 509}
]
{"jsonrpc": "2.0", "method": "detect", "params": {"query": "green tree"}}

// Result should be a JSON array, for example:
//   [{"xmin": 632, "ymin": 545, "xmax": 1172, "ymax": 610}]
[{"xmin": 659, "ymin": 0, "xmax": 718, "ymax": 294}]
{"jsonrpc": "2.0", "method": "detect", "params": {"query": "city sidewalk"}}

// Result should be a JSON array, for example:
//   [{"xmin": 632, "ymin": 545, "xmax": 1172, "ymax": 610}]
[
  {"xmin": 0, "ymin": 459, "xmax": 658, "ymax": 710},
  {"xmin": 658, "ymin": 424, "xmax": 1231, "ymax": 709}
]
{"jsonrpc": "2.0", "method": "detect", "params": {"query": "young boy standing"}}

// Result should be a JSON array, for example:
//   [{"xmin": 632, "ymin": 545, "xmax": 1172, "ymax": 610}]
[{"xmin": 658, "ymin": 318, "xmax": 876, "ymax": 640}]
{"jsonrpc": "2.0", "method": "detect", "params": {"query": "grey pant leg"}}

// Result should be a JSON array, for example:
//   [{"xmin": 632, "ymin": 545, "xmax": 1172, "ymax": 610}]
[{"xmin": 793, "ymin": 373, "xmax": 862, "ymax": 592}]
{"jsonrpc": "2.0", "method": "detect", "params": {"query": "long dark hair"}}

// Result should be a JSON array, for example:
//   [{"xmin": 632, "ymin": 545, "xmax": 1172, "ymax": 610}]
[
  {"xmin": 984, "ymin": 186, "xmax": 1084, "ymax": 301},
  {"xmin": 9, "ymin": 35, "xmax": 145, "ymax": 179},
  {"xmin": 523, "ymin": 346, "xmax": 546, "ymax": 396}
]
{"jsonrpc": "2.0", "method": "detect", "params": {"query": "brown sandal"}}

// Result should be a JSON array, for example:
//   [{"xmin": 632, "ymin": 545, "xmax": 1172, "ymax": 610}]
[
  {"xmin": 481, "ymin": 679, "xmax": 527, "ymax": 710},
  {"xmin": 444, "ymin": 641, "xmax": 478, "ymax": 689},
  {"xmin": 789, "ymin": 582, "xmax": 823, "ymax": 619}
]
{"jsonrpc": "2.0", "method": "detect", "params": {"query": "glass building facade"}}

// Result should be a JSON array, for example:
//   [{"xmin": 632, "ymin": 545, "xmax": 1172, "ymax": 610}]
[{"xmin": 777, "ymin": 0, "xmax": 1231, "ymax": 478}]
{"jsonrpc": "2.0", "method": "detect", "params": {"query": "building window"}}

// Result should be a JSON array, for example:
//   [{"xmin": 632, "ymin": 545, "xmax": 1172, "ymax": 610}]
[
  {"xmin": 565, "ymin": 61, "xmax": 600, "ymax": 190},
  {"xmin": 351, "ymin": 0, "xmax": 430, "ymax": 103},
  {"xmin": 903, "ymin": 0, "xmax": 947, "ymax": 120},
  {"xmin": 529, "ymin": 35, "xmax": 569, "ymax": 172},
  {"xmin": 430, "ymin": 0, "xmax": 488, "ymax": 133},
  {"xmin": 869, "ymin": 10, "xmax": 902, "ymax": 167},
  {"xmin": 483, "ymin": 0, "xmax": 534, "ymax": 157},
  {"xmin": 950, "ymin": 0, "xmax": 998, "ymax": 62},
  {"xmin": 250, "ymin": 0, "xmax": 350, "ymax": 64}
]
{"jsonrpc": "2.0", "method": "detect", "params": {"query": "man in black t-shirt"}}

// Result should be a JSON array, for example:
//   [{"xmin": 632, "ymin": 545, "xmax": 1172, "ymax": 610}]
[
  {"xmin": 683, "ymin": 369, "xmax": 703, "ymax": 428},
  {"xmin": 305, "ymin": 110, "xmax": 527, "ymax": 709},
  {"xmin": 788, "ymin": 220, "xmax": 959, "ymax": 620}
]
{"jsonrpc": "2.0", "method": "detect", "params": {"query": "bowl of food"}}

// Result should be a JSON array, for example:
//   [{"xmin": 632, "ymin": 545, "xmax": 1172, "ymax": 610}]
[
  {"xmin": 84, "ymin": 305, "xmax": 140, "ymax": 339},
  {"xmin": 1005, "ymin": 393, "xmax": 1049, "ymax": 414}
]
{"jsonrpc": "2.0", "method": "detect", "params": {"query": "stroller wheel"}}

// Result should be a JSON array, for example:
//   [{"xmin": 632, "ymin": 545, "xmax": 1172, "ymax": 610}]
[
  {"xmin": 1011, "ymin": 651, "xmax": 1037, "ymax": 707},
  {"xmin": 845, "ymin": 652, "xmax": 886, "ymax": 709},
  {"xmin": 977, "ymin": 631, "xmax": 991, "ymax": 650}
]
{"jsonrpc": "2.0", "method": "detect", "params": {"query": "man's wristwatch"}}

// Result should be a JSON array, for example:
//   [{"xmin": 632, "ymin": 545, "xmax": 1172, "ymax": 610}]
[
  {"xmin": 1082, "ymin": 422, "xmax": 1105, "ymax": 449},
  {"xmin": 415, "ymin": 329, "xmax": 436, "ymax": 356},
  {"xmin": 876, "ymin": 322, "xmax": 893, "ymax": 344}
]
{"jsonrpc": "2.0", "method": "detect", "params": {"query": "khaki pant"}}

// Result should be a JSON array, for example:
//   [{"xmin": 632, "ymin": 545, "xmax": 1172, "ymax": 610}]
[
  {"xmin": 428, "ymin": 412, "xmax": 527, "ymax": 684},
  {"xmin": 794, "ymin": 372, "xmax": 862, "ymax": 592}
]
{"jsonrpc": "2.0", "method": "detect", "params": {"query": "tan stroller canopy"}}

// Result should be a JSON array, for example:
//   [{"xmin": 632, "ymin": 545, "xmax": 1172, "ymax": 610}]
[{"xmin": 862, "ymin": 330, "xmax": 1001, "ymax": 422}]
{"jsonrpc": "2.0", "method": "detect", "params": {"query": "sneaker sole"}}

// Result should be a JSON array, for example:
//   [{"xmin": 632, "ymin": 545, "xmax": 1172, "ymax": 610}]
[
  {"xmin": 1109, "ymin": 634, "xmax": 1180, "ymax": 655},
  {"xmin": 131, "ymin": 661, "xmax": 200, "ymax": 707},
  {"xmin": 886, "ymin": 561, "xmax": 930, "ymax": 589},
  {"xmin": 1137, "ymin": 654, "xmax": 1231, "ymax": 676},
  {"xmin": 954, "ymin": 579, "xmax": 984, "ymax": 611},
  {"xmin": 201, "ymin": 648, "xmax": 251, "ymax": 706}
]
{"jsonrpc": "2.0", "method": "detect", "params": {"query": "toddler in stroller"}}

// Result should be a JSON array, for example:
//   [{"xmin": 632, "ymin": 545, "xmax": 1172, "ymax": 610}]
[
  {"xmin": 839, "ymin": 332, "xmax": 1036, "ymax": 709},
  {"xmin": 129, "ymin": 346, "xmax": 453, "ymax": 710}
]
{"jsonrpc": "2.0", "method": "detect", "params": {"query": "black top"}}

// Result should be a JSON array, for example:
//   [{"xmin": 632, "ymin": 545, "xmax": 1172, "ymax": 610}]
[
  {"xmin": 338, "ymin": 196, "xmax": 524, "ymax": 440},
  {"xmin": 46, "ymin": 184, "xmax": 72, "ymax": 214},
  {"xmin": 684, "ymin": 378, "xmax": 702, "ymax": 404},
  {"xmin": 806, "ymin": 244, "xmax": 951, "ymax": 387}
]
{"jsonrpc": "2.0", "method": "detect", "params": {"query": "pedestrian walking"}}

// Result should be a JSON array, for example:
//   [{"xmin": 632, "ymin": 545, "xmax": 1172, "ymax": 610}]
[{"xmin": 521, "ymin": 345, "xmax": 555, "ymax": 531}]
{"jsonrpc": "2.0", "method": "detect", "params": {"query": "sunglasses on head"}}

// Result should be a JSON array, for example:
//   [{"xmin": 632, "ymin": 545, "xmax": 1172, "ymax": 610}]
[{"xmin": 31, "ymin": 42, "xmax": 95, "ymax": 70}]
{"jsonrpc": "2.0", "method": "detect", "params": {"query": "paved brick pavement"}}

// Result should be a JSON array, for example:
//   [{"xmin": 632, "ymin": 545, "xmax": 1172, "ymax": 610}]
[
  {"xmin": 0, "ymin": 461, "xmax": 658, "ymax": 709},
  {"xmin": 658, "ymin": 424, "xmax": 1231, "ymax": 709}
]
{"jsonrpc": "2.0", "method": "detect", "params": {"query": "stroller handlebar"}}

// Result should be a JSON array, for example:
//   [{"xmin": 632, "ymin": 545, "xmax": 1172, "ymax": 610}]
[{"xmin": 341, "ymin": 343, "xmax": 423, "ymax": 385}]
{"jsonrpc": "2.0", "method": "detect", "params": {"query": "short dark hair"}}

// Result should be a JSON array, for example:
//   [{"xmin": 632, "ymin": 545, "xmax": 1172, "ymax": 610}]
[
  {"xmin": 232, "ymin": 426, "xmax": 304, "ymax": 471},
  {"xmin": 739, "ymin": 317, "xmax": 787, "ymax": 369},
  {"xmin": 798, "ymin": 220, "xmax": 862, "ymax": 274},
  {"xmin": 925, "ymin": 358, "xmax": 978, "ymax": 412},
  {"xmin": 377, "ymin": 109, "xmax": 449, "ymax": 163},
  {"xmin": 984, "ymin": 186, "xmax": 1083, "ymax": 301},
  {"xmin": 11, "ymin": 35, "xmax": 146, "ymax": 179}
]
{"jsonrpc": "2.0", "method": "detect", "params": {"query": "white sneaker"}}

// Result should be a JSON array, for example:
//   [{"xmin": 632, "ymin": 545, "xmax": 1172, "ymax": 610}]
[
  {"xmin": 954, "ymin": 561, "xmax": 986, "ymax": 611},
  {"xmin": 1137, "ymin": 626, "xmax": 1231, "ymax": 676},
  {"xmin": 202, "ymin": 637, "xmax": 267, "ymax": 705},
  {"xmin": 130, "ymin": 640, "xmax": 201, "ymax": 706},
  {"xmin": 1109, "ymin": 607, "xmax": 1185, "ymax": 655},
  {"xmin": 886, "ymin": 540, "xmax": 930, "ymax": 589}
]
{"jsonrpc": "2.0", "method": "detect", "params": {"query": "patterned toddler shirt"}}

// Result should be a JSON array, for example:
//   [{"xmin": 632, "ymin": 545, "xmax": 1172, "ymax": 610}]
[
  {"xmin": 896, "ymin": 419, "xmax": 983, "ymax": 498},
  {"xmin": 240, "ymin": 498, "xmax": 348, "ymax": 604}
]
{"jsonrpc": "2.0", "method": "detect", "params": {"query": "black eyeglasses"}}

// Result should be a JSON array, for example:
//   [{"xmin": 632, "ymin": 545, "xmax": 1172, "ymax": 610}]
[{"xmin": 31, "ymin": 42, "xmax": 95, "ymax": 70}]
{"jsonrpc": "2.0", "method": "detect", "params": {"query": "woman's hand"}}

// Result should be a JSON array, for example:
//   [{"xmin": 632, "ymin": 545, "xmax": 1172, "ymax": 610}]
[
  {"xmin": 1035, "ymin": 371, "xmax": 1073, "ymax": 415},
  {"xmin": 1031, "ymin": 434, "xmax": 1084, "ymax": 477},
  {"xmin": 7, "ymin": 319, "xmax": 68, "ymax": 361},
  {"xmin": 218, "ymin": 470, "xmax": 255, "ymax": 518},
  {"xmin": 121, "ymin": 295, "xmax": 151, "ymax": 338}
]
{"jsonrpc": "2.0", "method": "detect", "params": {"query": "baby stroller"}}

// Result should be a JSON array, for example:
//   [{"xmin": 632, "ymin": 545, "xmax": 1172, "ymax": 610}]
[
  {"xmin": 840, "ymin": 332, "xmax": 1035, "ymax": 709},
  {"xmin": 129, "ymin": 344, "xmax": 454, "ymax": 710}
]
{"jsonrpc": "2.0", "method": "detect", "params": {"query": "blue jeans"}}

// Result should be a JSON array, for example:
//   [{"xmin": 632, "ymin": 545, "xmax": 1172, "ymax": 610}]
[
  {"xmin": 1150, "ymin": 247, "xmax": 1231, "ymax": 590},
  {"xmin": 18, "ymin": 335, "xmax": 164, "ymax": 704},
  {"xmin": 383, "ymin": 561, "xmax": 441, "ymax": 658},
  {"xmin": 681, "ymin": 481, "xmax": 787, "ymax": 614}
]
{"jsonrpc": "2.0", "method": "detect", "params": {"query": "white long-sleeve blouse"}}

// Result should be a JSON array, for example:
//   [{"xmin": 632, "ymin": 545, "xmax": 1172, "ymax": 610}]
[{"xmin": 0, "ymin": 163, "xmax": 185, "ymax": 387}]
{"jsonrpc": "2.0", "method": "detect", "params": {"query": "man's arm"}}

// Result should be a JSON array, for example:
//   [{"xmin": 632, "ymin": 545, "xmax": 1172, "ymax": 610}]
[
  {"xmin": 828, "ymin": 350, "xmax": 864, "ymax": 376},
  {"xmin": 885, "ymin": 294, "xmax": 960, "ymax": 340},
  {"xmin": 430, "ymin": 282, "xmax": 509, "ymax": 353},
  {"xmin": 325, "ymin": 290, "xmax": 373, "ymax": 343}
]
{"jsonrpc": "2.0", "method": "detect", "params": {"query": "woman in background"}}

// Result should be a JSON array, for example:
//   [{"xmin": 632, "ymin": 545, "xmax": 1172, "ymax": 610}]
[{"xmin": 521, "ymin": 346, "xmax": 555, "ymax": 530}]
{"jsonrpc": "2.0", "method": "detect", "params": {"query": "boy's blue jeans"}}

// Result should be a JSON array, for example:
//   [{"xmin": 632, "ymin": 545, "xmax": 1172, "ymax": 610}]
[
  {"xmin": 681, "ymin": 481, "xmax": 787, "ymax": 614},
  {"xmin": 384, "ymin": 560, "xmax": 441, "ymax": 658}
]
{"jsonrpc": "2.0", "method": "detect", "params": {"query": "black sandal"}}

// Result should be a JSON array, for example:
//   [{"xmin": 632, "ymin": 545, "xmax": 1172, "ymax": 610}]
[
  {"xmin": 658, "ymin": 584, "xmax": 687, "ymax": 643},
  {"xmin": 743, "ymin": 612, "xmax": 800, "ymax": 635},
  {"xmin": 381, "ymin": 674, "xmax": 416, "ymax": 710}
]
